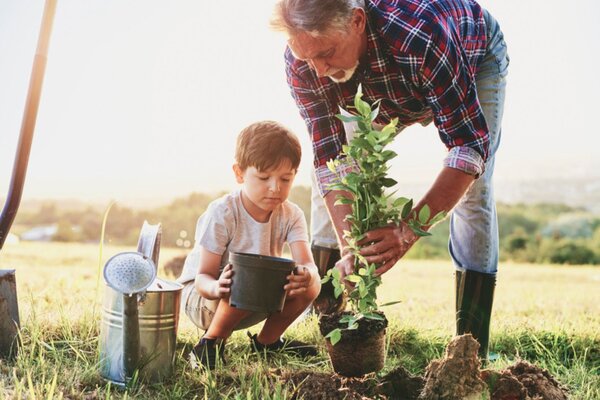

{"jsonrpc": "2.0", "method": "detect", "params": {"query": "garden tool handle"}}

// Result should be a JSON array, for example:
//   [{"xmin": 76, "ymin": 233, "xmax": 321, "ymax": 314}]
[{"xmin": 0, "ymin": 0, "xmax": 57, "ymax": 250}]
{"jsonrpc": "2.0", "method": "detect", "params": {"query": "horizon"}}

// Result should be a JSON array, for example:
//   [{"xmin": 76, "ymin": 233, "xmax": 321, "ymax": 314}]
[{"xmin": 1, "ymin": 0, "xmax": 599, "ymax": 208}]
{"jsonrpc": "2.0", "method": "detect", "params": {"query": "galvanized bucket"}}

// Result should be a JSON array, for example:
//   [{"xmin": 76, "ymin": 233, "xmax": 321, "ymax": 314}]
[{"xmin": 98, "ymin": 222, "xmax": 183, "ymax": 384}]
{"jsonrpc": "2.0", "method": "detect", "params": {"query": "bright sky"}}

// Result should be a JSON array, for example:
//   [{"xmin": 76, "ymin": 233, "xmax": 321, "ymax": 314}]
[{"xmin": 1, "ymin": 0, "xmax": 599, "ymax": 207}]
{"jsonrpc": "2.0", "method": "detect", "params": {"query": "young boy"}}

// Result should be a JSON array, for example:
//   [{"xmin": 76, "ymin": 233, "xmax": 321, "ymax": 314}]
[{"xmin": 176, "ymin": 121, "xmax": 321, "ymax": 369}]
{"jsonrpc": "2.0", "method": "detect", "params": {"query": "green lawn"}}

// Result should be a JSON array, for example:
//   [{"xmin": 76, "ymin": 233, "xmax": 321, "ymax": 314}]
[{"xmin": 0, "ymin": 242, "xmax": 598, "ymax": 399}]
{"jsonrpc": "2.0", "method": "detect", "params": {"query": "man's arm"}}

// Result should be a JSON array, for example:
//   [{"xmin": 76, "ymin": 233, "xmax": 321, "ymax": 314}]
[{"xmin": 359, "ymin": 167, "xmax": 475, "ymax": 275}]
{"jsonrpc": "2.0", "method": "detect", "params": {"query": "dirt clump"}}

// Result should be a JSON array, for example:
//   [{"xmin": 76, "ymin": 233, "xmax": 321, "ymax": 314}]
[
  {"xmin": 481, "ymin": 360, "xmax": 569, "ymax": 400},
  {"xmin": 419, "ymin": 334, "xmax": 488, "ymax": 400},
  {"xmin": 378, "ymin": 366, "xmax": 425, "ymax": 400},
  {"xmin": 482, "ymin": 369, "xmax": 529, "ymax": 400},
  {"xmin": 506, "ymin": 361, "xmax": 568, "ymax": 400},
  {"xmin": 283, "ymin": 371, "xmax": 376, "ymax": 400}
]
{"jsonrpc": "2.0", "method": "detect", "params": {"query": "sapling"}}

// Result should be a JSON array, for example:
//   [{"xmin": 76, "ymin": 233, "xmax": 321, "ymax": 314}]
[{"xmin": 322, "ymin": 86, "xmax": 445, "ymax": 345}]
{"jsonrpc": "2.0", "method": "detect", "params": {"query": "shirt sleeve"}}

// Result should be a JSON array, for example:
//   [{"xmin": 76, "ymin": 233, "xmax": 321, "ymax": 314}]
[
  {"xmin": 195, "ymin": 202, "xmax": 233, "ymax": 255},
  {"xmin": 285, "ymin": 203, "xmax": 309, "ymax": 244},
  {"xmin": 420, "ymin": 23, "xmax": 489, "ymax": 177},
  {"xmin": 285, "ymin": 50, "xmax": 358, "ymax": 195}
]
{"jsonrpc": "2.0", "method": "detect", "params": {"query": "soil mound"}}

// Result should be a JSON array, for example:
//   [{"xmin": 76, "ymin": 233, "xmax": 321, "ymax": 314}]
[
  {"xmin": 419, "ymin": 334, "xmax": 488, "ymax": 400},
  {"xmin": 284, "ymin": 371, "xmax": 375, "ymax": 400},
  {"xmin": 483, "ymin": 360, "xmax": 569, "ymax": 400}
]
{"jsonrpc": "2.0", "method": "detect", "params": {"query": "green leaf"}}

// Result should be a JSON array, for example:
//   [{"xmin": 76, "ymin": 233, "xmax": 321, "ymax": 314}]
[
  {"xmin": 334, "ymin": 197, "xmax": 354, "ymax": 206},
  {"xmin": 381, "ymin": 150, "xmax": 397, "ymax": 161},
  {"xmin": 363, "ymin": 312, "xmax": 385, "ymax": 321},
  {"xmin": 369, "ymin": 105, "xmax": 380, "ymax": 122},
  {"xmin": 418, "ymin": 205, "xmax": 431, "ymax": 224},
  {"xmin": 358, "ymin": 268, "xmax": 368, "ymax": 276},
  {"xmin": 379, "ymin": 300, "xmax": 402, "ymax": 307},
  {"xmin": 347, "ymin": 322, "xmax": 359, "ymax": 330},
  {"xmin": 429, "ymin": 211, "xmax": 447, "ymax": 225},
  {"xmin": 393, "ymin": 197, "xmax": 411, "ymax": 208},
  {"xmin": 401, "ymin": 199, "xmax": 414, "ymax": 220},
  {"xmin": 326, "ymin": 329, "xmax": 342, "ymax": 346},
  {"xmin": 326, "ymin": 160, "xmax": 337, "ymax": 174},
  {"xmin": 321, "ymin": 276, "xmax": 330, "ymax": 284},
  {"xmin": 331, "ymin": 268, "xmax": 341, "ymax": 280},
  {"xmin": 345, "ymin": 274, "xmax": 363, "ymax": 283},
  {"xmin": 336, "ymin": 113, "xmax": 361, "ymax": 123},
  {"xmin": 381, "ymin": 177, "xmax": 397, "ymax": 188},
  {"xmin": 334, "ymin": 285, "xmax": 344, "ymax": 299}
]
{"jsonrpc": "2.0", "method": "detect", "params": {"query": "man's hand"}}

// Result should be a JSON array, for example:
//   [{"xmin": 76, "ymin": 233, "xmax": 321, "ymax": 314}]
[
  {"xmin": 334, "ymin": 252, "xmax": 356, "ymax": 290},
  {"xmin": 358, "ymin": 223, "xmax": 419, "ymax": 275},
  {"xmin": 210, "ymin": 263, "xmax": 233, "ymax": 299}
]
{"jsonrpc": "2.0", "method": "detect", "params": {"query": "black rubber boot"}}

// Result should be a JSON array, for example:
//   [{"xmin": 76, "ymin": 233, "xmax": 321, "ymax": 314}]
[
  {"xmin": 311, "ymin": 244, "xmax": 346, "ymax": 315},
  {"xmin": 455, "ymin": 269, "xmax": 496, "ymax": 360}
]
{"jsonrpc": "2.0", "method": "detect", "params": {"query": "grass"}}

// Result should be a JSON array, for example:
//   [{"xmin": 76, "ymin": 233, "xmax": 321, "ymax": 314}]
[{"xmin": 0, "ymin": 241, "xmax": 599, "ymax": 399}]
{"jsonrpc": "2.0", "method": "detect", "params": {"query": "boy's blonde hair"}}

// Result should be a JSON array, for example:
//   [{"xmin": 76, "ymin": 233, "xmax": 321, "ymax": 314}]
[{"xmin": 235, "ymin": 121, "xmax": 301, "ymax": 172}]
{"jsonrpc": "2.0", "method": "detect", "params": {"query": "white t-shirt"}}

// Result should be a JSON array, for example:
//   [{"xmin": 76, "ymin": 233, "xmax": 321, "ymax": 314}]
[{"xmin": 177, "ymin": 190, "xmax": 309, "ymax": 284}]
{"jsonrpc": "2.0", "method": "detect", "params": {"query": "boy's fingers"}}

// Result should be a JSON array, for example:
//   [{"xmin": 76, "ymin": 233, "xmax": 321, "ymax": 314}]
[{"xmin": 220, "ymin": 278, "xmax": 232, "ymax": 286}]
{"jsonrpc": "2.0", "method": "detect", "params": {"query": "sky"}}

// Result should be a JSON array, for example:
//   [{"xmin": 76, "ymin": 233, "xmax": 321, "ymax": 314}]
[{"xmin": 1, "ymin": 0, "xmax": 599, "ymax": 207}]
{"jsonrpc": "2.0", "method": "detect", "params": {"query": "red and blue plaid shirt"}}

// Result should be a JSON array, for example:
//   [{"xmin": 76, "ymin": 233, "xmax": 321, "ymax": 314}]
[{"xmin": 286, "ymin": 0, "xmax": 489, "ymax": 195}]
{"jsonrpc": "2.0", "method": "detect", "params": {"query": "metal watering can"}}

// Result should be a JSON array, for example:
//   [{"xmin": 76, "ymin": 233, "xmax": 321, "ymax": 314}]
[{"xmin": 98, "ymin": 221, "xmax": 183, "ymax": 385}]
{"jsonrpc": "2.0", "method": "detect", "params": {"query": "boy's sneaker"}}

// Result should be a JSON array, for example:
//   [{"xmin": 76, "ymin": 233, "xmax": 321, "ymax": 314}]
[
  {"xmin": 189, "ymin": 337, "xmax": 225, "ymax": 370},
  {"xmin": 247, "ymin": 332, "xmax": 318, "ymax": 358}
]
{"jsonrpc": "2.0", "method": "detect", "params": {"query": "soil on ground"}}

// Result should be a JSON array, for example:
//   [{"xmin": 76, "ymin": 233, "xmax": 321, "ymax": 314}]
[
  {"xmin": 482, "ymin": 360, "xmax": 569, "ymax": 400},
  {"xmin": 283, "ymin": 334, "xmax": 570, "ymax": 399},
  {"xmin": 283, "ymin": 371, "xmax": 376, "ymax": 400}
]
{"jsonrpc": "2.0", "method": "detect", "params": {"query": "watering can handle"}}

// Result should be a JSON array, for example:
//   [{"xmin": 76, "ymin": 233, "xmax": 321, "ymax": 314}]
[{"xmin": 136, "ymin": 221, "xmax": 161, "ymax": 270}]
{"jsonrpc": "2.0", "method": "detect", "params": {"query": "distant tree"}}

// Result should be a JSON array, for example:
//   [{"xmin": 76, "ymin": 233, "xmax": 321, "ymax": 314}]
[{"xmin": 544, "ymin": 240, "xmax": 597, "ymax": 265}]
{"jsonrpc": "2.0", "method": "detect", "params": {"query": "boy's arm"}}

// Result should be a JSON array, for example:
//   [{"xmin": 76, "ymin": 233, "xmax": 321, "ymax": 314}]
[
  {"xmin": 194, "ymin": 247, "xmax": 230, "ymax": 300},
  {"xmin": 286, "ymin": 241, "xmax": 321, "ymax": 297}
]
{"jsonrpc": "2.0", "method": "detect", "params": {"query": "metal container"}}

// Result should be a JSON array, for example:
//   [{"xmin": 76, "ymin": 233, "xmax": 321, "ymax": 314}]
[
  {"xmin": 98, "ymin": 221, "xmax": 183, "ymax": 385},
  {"xmin": 99, "ymin": 277, "xmax": 182, "ymax": 384}
]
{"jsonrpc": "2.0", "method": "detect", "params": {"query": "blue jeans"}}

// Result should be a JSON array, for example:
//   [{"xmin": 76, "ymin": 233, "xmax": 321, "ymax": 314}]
[
  {"xmin": 449, "ymin": 9, "xmax": 509, "ymax": 275},
  {"xmin": 310, "ymin": 9, "xmax": 509, "ymax": 275}
]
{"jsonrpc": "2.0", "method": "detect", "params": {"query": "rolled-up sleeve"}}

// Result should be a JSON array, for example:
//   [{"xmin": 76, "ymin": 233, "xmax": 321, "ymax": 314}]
[{"xmin": 420, "ymin": 24, "xmax": 489, "ymax": 177}]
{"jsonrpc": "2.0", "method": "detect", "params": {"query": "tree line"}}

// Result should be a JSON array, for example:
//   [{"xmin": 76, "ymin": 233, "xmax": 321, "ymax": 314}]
[{"xmin": 12, "ymin": 187, "xmax": 600, "ymax": 265}]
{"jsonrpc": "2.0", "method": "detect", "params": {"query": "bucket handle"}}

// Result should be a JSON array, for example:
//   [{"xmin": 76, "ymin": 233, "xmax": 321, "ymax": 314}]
[{"xmin": 136, "ymin": 221, "xmax": 161, "ymax": 270}]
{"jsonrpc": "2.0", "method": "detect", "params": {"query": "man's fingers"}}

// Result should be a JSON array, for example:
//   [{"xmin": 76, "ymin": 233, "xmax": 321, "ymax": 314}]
[
  {"xmin": 357, "ymin": 229, "xmax": 387, "ymax": 246},
  {"xmin": 364, "ymin": 247, "xmax": 396, "ymax": 265}
]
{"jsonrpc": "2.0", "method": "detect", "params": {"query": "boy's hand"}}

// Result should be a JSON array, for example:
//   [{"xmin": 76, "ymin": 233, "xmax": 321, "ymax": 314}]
[
  {"xmin": 284, "ymin": 265, "xmax": 313, "ymax": 297},
  {"xmin": 210, "ymin": 264, "xmax": 233, "ymax": 299}
]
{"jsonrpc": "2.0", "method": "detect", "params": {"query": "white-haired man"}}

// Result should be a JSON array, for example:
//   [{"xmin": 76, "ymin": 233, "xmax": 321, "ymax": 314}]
[{"xmin": 272, "ymin": 0, "xmax": 509, "ymax": 359}]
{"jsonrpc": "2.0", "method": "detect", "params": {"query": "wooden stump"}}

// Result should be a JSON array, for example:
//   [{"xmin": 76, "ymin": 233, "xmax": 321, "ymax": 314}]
[{"xmin": 0, "ymin": 269, "xmax": 20, "ymax": 359}]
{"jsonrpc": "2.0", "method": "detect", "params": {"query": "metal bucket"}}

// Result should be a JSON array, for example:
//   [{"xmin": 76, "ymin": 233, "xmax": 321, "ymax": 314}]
[
  {"xmin": 98, "ymin": 221, "xmax": 183, "ymax": 384},
  {"xmin": 99, "ymin": 277, "xmax": 182, "ymax": 384}
]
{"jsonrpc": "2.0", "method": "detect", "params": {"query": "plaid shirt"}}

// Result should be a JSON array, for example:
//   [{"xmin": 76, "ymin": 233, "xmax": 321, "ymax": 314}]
[{"xmin": 286, "ymin": 0, "xmax": 489, "ymax": 195}]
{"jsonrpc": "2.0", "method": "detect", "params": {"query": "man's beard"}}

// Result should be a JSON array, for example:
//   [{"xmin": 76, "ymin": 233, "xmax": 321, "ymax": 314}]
[{"xmin": 328, "ymin": 61, "xmax": 359, "ymax": 83}]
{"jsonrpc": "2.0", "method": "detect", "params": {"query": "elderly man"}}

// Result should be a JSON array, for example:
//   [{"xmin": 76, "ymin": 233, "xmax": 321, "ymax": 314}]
[{"xmin": 272, "ymin": 0, "xmax": 508, "ymax": 359}]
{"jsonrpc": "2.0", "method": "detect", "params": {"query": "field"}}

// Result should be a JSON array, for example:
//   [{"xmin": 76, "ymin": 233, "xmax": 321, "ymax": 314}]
[{"xmin": 0, "ymin": 241, "xmax": 599, "ymax": 399}]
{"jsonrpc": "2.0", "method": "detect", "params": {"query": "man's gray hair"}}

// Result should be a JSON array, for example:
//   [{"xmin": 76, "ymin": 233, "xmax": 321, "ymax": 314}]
[{"xmin": 271, "ymin": 0, "xmax": 366, "ymax": 36}]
